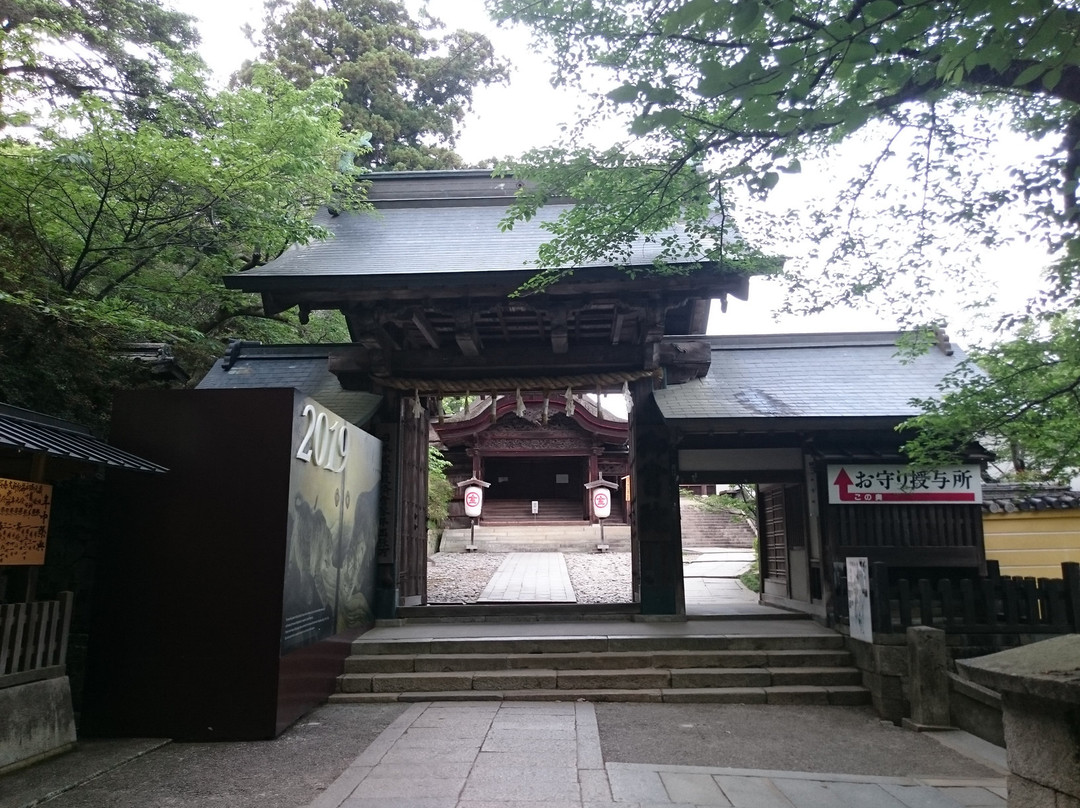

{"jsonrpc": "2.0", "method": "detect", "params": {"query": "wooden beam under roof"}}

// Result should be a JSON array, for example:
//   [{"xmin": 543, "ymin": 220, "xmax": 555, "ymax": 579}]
[
  {"xmin": 411, "ymin": 309, "xmax": 441, "ymax": 349},
  {"xmin": 454, "ymin": 311, "xmax": 482, "ymax": 357}
]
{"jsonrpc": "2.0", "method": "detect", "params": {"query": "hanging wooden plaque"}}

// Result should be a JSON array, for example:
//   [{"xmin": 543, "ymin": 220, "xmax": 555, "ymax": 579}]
[{"xmin": 0, "ymin": 477, "xmax": 52, "ymax": 566}]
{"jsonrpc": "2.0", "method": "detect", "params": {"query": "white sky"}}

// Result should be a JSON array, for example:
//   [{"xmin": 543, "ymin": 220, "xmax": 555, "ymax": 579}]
[{"xmin": 178, "ymin": 0, "xmax": 1048, "ymax": 346}]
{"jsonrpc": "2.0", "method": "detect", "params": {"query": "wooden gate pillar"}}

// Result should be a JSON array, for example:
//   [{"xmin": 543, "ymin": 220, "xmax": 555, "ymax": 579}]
[
  {"xmin": 374, "ymin": 390, "xmax": 429, "ymax": 618},
  {"xmin": 629, "ymin": 379, "xmax": 684, "ymax": 614}
]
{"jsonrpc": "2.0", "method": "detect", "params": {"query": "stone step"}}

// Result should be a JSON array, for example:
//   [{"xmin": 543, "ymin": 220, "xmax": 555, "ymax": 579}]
[
  {"xmin": 329, "ymin": 685, "xmax": 871, "ymax": 706},
  {"xmin": 337, "ymin": 666, "xmax": 864, "ymax": 694},
  {"xmin": 343, "ymin": 648, "xmax": 855, "ymax": 674},
  {"xmin": 349, "ymin": 633, "xmax": 845, "ymax": 656}
]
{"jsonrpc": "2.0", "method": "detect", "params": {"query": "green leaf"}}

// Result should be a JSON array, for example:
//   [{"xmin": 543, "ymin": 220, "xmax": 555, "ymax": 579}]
[
  {"xmin": 770, "ymin": 1, "xmax": 794, "ymax": 22},
  {"xmin": 662, "ymin": 0, "xmax": 723, "ymax": 34},
  {"xmin": 861, "ymin": 0, "xmax": 897, "ymax": 23},
  {"xmin": 1012, "ymin": 63, "xmax": 1047, "ymax": 86},
  {"xmin": 731, "ymin": 1, "xmax": 762, "ymax": 35},
  {"xmin": 607, "ymin": 84, "xmax": 640, "ymax": 103}
]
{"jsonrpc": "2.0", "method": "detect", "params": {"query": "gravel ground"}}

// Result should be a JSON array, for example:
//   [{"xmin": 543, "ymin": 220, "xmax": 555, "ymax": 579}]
[{"xmin": 426, "ymin": 551, "xmax": 632, "ymax": 604}]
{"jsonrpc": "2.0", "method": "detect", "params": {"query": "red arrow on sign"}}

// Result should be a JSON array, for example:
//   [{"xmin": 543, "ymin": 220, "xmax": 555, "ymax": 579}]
[{"xmin": 832, "ymin": 468, "xmax": 977, "ymax": 503}]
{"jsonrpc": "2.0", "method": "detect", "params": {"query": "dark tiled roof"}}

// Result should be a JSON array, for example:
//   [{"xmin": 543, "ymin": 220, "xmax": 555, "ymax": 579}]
[
  {"xmin": 229, "ymin": 170, "xmax": 729, "ymax": 287},
  {"xmin": 196, "ymin": 343, "xmax": 381, "ymax": 426},
  {"xmin": 982, "ymin": 483, "xmax": 1080, "ymax": 513},
  {"xmin": 0, "ymin": 404, "xmax": 167, "ymax": 472},
  {"xmin": 230, "ymin": 203, "xmax": 713, "ymax": 284},
  {"xmin": 655, "ymin": 331, "xmax": 967, "ymax": 426}
]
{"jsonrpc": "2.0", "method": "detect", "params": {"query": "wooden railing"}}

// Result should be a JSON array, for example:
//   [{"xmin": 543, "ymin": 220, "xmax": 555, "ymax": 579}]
[
  {"xmin": 861, "ymin": 562, "xmax": 1079, "ymax": 634},
  {"xmin": 0, "ymin": 591, "xmax": 73, "ymax": 687}
]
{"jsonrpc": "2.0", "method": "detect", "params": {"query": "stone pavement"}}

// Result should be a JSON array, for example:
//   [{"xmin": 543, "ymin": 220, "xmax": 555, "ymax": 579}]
[
  {"xmin": 684, "ymin": 550, "xmax": 756, "ymax": 580},
  {"xmin": 307, "ymin": 700, "xmax": 1008, "ymax": 808},
  {"xmin": 478, "ymin": 552, "xmax": 576, "ymax": 603}
]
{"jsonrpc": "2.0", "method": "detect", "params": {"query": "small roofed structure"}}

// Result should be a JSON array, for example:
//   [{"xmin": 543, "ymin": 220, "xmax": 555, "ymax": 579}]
[
  {"xmin": 0, "ymin": 403, "xmax": 165, "ymax": 773},
  {"xmin": 655, "ymin": 330, "xmax": 987, "ymax": 620}
]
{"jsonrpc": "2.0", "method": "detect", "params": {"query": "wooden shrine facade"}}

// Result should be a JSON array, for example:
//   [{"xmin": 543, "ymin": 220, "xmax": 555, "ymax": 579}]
[{"xmin": 433, "ymin": 392, "xmax": 630, "ymax": 526}]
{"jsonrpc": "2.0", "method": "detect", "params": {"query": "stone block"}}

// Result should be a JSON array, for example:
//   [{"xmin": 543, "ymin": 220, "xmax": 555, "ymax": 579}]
[
  {"xmin": 768, "ymin": 667, "xmax": 862, "ymax": 687},
  {"xmin": 907, "ymin": 626, "xmax": 950, "ymax": 727},
  {"xmin": 767, "ymin": 650, "xmax": 850, "ymax": 667},
  {"xmin": 472, "ymin": 671, "xmax": 557, "ymax": 690},
  {"xmin": 1002, "ymin": 694, "xmax": 1080, "ymax": 797},
  {"xmin": 655, "ymin": 650, "xmax": 767, "ymax": 668},
  {"xmin": 826, "ymin": 686, "xmax": 872, "ymax": 706},
  {"xmin": 668, "ymin": 668, "xmax": 769, "ymax": 688},
  {"xmin": 661, "ymin": 687, "xmax": 767, "ymax": 704},
  {"xmin": 764, "ymin": 686, "xmax": 830, "ymax": 705},
  {"xmin": 371, "ymin": 672, "xmax": 473, "ymax": 693},
  {"xmin": 344, "ymin": 654, "xmax": 414, "ymax": 673},
  {"xmin": 873, "ymin": 694, "xmax": 906, "ymax": 725},
  {"xmin": 863, "ymin": 670, "xmax": 904, "ymax": 701},
  {"xmin": 353, "ymin": 639, "xmax": 430, "ymax": 655},
  {"xmin": 337, "ymin": 674, "xmax": 374, "ymax": 693},
  {"xmin": 556, "ymin": 669, "xmax": 670, "ymax": 689},
  {"xmin": 0, "ymin": 676, "xmax": 76, "ymax": 772},
  {"xmin": 415, "ymin": 654, "xmax": 507, "ymax": 672},
  {"xmin": 1008, "ymin": 775, "xmax": 1066, "ymax": 808},
  {"xmin": 874, "ymin": 644, "xmax": 910, "ymax": 676}
]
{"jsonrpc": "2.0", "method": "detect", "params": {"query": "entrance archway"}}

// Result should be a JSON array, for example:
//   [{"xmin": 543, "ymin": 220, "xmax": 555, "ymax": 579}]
[{"xmin": 225, "ymin": 170, "xmax": 752, "ymax": 618}]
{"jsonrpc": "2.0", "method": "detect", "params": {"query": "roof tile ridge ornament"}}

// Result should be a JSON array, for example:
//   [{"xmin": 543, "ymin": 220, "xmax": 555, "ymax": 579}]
[
  {"xmin": 934, "ymin": 326, "xmax": 954, "ymax": 356},
  {"xmin": 222, "ymin": 338, "xmax": 262, "ymax": 371}
]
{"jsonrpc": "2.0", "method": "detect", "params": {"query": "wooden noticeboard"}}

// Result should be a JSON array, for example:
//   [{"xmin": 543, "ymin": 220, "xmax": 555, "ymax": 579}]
[{"xmin": 0, "ymin": 477, "xmax": 52, "ymax": 565}]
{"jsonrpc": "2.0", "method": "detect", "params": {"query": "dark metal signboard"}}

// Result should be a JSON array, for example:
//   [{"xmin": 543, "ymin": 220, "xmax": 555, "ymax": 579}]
[{"xmin": 281, "ymin": 397, "xmax": 381, "ymax": 654}]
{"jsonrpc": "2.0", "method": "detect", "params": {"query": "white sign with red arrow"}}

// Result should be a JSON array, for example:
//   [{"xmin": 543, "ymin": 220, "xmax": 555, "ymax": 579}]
[{"xmin": 827, "ymin": 464, "xmax": 982, "ymax": 505}]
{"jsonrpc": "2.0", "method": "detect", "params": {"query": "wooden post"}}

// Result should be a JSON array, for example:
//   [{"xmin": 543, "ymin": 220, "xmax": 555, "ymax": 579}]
[
  {"xmin": 1062, "ymin": 562, "xmax": 1080, "ymax": 632},
  {"xmin": 870, "ymin": 562, "xmax": 891, "ymax": 633},
  {"xmin": 629, "ymin": 378, "xmax": 684, "ymax": 615}
]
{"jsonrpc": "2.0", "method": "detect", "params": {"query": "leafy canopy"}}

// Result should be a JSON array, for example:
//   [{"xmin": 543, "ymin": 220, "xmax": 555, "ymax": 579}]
[
  {"xmin": 245, "ymin": 0, "xmax": 509, "ymax": 169},
  {"xmin": 905, "ymin": 312, "xmax": 1080, "ymax": 482},
  {"xmin": 490, "ymin": 0, "xmax": 1080, "ymax": 477},
  {"xmin": 0, "ymin": 65, "xmax": 368, "ymax": 417},
  {"xmin": 0, "ymin": 0, "xmax": 205, "ymax": 125},
  {"xmin": 489, "ymin": 0, "xmax": 1080, "ymax": 304}
]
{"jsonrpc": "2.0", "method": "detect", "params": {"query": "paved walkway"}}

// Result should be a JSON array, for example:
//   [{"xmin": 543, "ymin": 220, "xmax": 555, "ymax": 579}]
[
  {"xmin": 471, "ymin": 547, "xmax": 779, "ymax": 617},
  {"xmin": 477, "ymin": 552, "xmax": 576, "ymax": 603},
  {"xmin": 307, "ymin": 701, "xmax": 1007, "ymax": 808}
]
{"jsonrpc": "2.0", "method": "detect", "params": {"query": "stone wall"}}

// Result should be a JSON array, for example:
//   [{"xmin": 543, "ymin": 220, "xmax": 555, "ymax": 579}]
[
  {"xmin": 0, "ymin": 676, "xmax": 77, "ymax": 774},
  {"xmin": 844, "ymin": 629, "xmax": 1058, "ymax": 741}
]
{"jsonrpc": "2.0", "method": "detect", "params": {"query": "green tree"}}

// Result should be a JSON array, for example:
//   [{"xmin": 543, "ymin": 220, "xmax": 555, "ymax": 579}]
[
  {"xmin": 244, "ymin": 0, "xmax": 509, "ymax": 169},
  {"xmin": 0, "ymin": 66, "xmax": 367, "ymax": 418},
  {"xmin": 490, "ymin": 0, "xmax": 1080, "ymax": 472},
  {"xmin": 905, "ymin": 312, "xmax": 1080, "ymax": 481},
  {"xmin": 488, "ymin": 1, "xmax": 1080, "ymax": 301},
  {"xmin": 0, "ymin": 0, "xmax": 204, "ymax": 125}
]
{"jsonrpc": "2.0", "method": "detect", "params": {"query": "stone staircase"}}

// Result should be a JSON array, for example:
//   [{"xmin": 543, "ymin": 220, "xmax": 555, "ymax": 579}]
[
  {"xmin": 439, "ymin": 523, "xmax": 632, "ymax": 552},
  {"xmin": 680, "ymin": 501, "xmax": 756, "ymax": 550},
  {"xmin": 330, "ymin": 632, "xmax": 869, "ymax": 705}
]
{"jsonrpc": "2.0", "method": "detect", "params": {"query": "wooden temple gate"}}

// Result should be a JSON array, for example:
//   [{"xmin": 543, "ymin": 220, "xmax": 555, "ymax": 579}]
[{"xmin": 228, "ymin": 170, "xmax": 750, "ymax": 617}]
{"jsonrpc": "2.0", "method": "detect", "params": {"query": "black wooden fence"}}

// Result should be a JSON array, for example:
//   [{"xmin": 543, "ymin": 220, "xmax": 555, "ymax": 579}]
[{"xmin": 862, "ymin": 561, "xmax": 1080, "ymax": 634}]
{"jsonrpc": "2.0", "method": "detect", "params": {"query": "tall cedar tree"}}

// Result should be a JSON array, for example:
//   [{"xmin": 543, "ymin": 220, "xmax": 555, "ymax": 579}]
[{"xmin": 244, "ymin": 0, "xmax": 508, "ymax": 169}]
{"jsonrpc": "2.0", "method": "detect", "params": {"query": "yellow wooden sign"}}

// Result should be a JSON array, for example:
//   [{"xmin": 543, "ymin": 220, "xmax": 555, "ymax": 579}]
[{"xmin": 0, "ymin": 477, "xmax": 52, "ymax": 566}]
